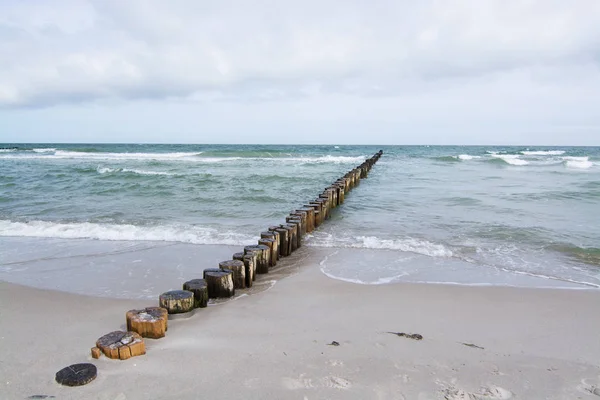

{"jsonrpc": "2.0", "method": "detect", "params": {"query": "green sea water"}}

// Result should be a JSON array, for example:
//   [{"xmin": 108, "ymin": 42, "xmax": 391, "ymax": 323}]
[{"xmin": 1, "ymin": 143, "xmax": 599, "ymax": 293}]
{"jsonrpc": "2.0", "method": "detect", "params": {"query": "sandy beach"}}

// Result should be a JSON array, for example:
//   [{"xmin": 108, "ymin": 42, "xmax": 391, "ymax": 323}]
[{"xmin": 1, "ymin": 246, "xmax": 599, "ymax": 400}]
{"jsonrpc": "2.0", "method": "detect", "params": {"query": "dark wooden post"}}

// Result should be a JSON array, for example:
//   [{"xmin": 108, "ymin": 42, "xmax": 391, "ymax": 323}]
[
  {"xmin": 297, "ymin": 207, "xmax": 315, "ymax": 232},
  {"xmin": 244, "ymin": 244, "xmax": 270, "ymax": 273},
  {"xmin": 219, "ymin": 260, "xmax": 246, "ymax": 289},
  {"xmin": 281, "ymin": 224, "xmax": 297, "ymax": 253},
  {"xmin": 286, "ymin": 218, "xmax": 302, "ymax": 249},
  {"xmin": 182, "ymin": 279, "xmax": 209, "ymax": 308},
  {"xmin": 260, "ymin": 232, "xmax": 279, "ymax": 264},
  {"xmin": 258, "ymin": 238, "xmax": 276, "ymax": 269},
  {"xmin": 159, "ymin": 290, "xmax": 195, "ymax": 314},
  {"xmin": 273, "ymin": 227, "xmax": 290, "ymax": 257},
  {"xmin": 242, "ymin": 254, "xmax": 255, "ymax": 286},
  {"xmin": 204, "ymin": 269, "xmax": 235, "ymax": 298}
]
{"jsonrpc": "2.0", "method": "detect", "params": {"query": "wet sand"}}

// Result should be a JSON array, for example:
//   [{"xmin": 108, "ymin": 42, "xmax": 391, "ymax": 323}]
[{"xmin": 1, "ymin": 246, "xmax": 600, "ymax": 400}]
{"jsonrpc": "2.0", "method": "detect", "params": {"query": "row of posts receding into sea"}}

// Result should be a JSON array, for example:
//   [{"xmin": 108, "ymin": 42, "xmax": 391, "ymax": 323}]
[{"xmin": 74, "ymin": 151, "xmax": 384, "ymax": 378}]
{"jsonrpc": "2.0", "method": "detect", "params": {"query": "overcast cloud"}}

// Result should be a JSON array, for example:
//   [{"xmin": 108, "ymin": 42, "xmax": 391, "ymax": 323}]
[{"xmin": 1, "ymin": 0, "xmax": 599, "ymax": 144}]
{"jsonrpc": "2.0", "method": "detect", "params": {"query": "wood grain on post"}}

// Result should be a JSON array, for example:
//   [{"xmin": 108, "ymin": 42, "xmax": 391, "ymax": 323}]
[
  {"xmin": 126, "ymin": 307, "xmax": 168, "ymax": 339},
  {"xmin": 183, "ymin": 279, "xmax": 209, "ymax": 308},
  {"xmin": 297, "ymin": 207, "xmax": 315, "ymax": 232},
  {"xmin": 280, "ymin": 224, "xmax": 296, "ymax": 253},
  {"xmin": 219, "ymin": 260, "xmax": 246, "ymax": 289},
  {"xmin": 260, "ymin": 231, "xmax": 279, "ymax": 263},
  {"xmin": 242, "ymin": 254, "xmax": 255, "ymax": 286},
  {"xmin": 268, "ymin": 226, "xmax": 283, "ymax": 257},
  {"xmin": 309, "ymin": 202, "xmax": 322, "ymax": 227},
  {"xmin": 274, "ymin": 227, "xmax": 290, "ymax": 256},
  {"xmin": 96, "ymin": 331, "xmax": 146, "ymax": 360},
  {"xmin": 258, "ymin": 238, "xmax": 277, "ymax": 269},
  {"xmin": 159, "ymin": 290, "xmax": 195, "ymax": 314},
  {"xmin": 204, "ymin": 269, "xmax": 235, "ymax": 298},
  {"xmin": 286, "ymin": 218, "xmax": 302, "ymax": 249},
  {"xmin": 244, "ymin": 244, "xmax": 270, "ymax": 273},
  {"xmin": 291, "ymin": 211, "xmax": 307, "ymax": 236}
]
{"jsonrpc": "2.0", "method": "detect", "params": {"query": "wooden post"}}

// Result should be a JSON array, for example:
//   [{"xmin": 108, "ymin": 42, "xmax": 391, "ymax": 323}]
[
  {"xmin": 233, "ymin": 252, "xmax": 244, "ymax": 261},
  {"xmin": 204, "ymin": 269, "xmax": 235, "ymax": 298},
  {"xmin": 159, "ymin": 290, "xmax": 195, "ymax": 314},
  {"xmin": 281, "ymin": 224, "xmax": 297, "ymax": 253},
  {"xmin": 242, "ymin": 254, "xmax": 255, "ymax": 286},
  {"xmin": 96, "ymin": 331, "xmax": 146, "ymax": 360},
  {"xmin": 297, "ymin": 207, "xmax": 315, "ymax": 232},
  {"xmin": 183, "ymin": 279, "xmax": 209, "ymax": 308},
  {"xmin": 219, "ymin": 260, "xmax": 246, "ymax": 289},
  {"xmin": 309, "ymin": 202, "xmax": 322, "ymax": 227},
  {"xmin": 274, "ymin": 227, "xmax": 290, "ymax": 256},
  {"xmin": 126, "ymin": 307, "xmax": 168, "ymax": 339},
  {"xmin": 244, "ymin": 244, "xmax": 270, "ymax": 273},
  {"xmin": 260, "ymin": 231, "xmax": 279, "ymax": 263},
  {"xmin": 241, "ymin": 249, "xmax": 259, "ymax": 278},
  {"xmin": 290, "ymin": 211, "xmax": 307, "ymax": 236},
  {"xmin": 268, "ymin": 226, "xmax": 283, "ymax": 257},
  {"xmin": 286, "ymin": 218, "xmax": 302, "ymax": 249},
  {"xmin": 258, "ymin": 238, "xmax": 277, "ymax": 269}
]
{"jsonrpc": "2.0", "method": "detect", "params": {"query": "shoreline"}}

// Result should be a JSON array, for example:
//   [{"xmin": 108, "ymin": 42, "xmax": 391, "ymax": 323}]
[{"xmin": 2, "ymin": 258, "xmax": 600, "ymax": 399}]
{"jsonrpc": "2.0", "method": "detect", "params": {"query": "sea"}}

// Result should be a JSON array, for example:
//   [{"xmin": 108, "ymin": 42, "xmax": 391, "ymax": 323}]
[{"xmin": 1, "ymin": 144, "xmax": 599, "ymax": 298}]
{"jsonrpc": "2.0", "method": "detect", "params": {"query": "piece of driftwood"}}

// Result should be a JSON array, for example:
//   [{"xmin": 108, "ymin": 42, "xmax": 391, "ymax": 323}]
[
  {"xmin": 387, "ymin": 332, "xmax": 423, "ymax": 340},
  {"xmin": 183, "ymin": 279, "xmax": 209, "ymax": 308},
  {"xmin": 159, "ymin": 290, "xmax": 195, "ymax": 314},
  {"xmin": 55, "ymin": 363, "xmax": 97, "ymax": 386},
  {"xmin": 219, "ymin": 260, "xmax": 246, "ymax": 289},
  {"xmin": 204, "ymin": 269, "xmax": 235, "ymax": 298},
  {"xmin": 91, "ymin": 347, "xmax": 101, "ymax": 359},
  {"xmin": 126, "ymin": 307, "xmax": 168, "ymax": 338},
  {"xmin": 96, "ymin": 331, "xmax": 146, "ymax": 360}
]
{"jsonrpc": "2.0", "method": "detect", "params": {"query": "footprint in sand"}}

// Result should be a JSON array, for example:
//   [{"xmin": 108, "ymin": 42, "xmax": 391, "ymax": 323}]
[
  {"xmin": 281, "ymin": 374, "xmax": 315, "ymax": 390},
  {"xmin": 322, "ymin": 376, "xmax": 352, "ymax": 390},
  {"xmin": 443, "ymin": 385, "xmax": 513, "ymax": 400},
  {"xmin": 578, "ymin": 378, "xmax": 600, "ymax": 396}
]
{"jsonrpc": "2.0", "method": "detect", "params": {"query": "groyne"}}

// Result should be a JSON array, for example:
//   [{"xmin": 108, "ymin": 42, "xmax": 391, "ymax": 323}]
[{"xmin": 57, "ymin": 150, "xmax": 384, "ymax": 384}]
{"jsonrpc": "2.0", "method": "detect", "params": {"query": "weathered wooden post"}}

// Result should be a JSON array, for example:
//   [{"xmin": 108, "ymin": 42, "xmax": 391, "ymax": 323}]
[
  {"xmin": 219, "ymin": 260, "xmax": 246, "ymax": 289},
  {"xmin": 297, "ymin": 207, "xmax": 315, "ymax": 232},
  {"xmin": 273, "ymin": 227, "xmax": 290, "ymax": 257},
  {"xmin": 96, "ymin": 331, "xmax": 146, "ymax": 360},
  {"xmin": 244, "ymin": 244, "xmax": 270, "ymax": 273},
  {"xmin": 260, "ymin": 232, "xmax": 279, "ymax": 264},
  {"xmin": 159, "ymin": 290, "xmax": 195, "ymax": 314},
  {"xmin": 281, "ymin": 224, "xmax": 297, "ymax": 253},
  {"xmin": 290, "ymin": 210, "xmax": 307, "ymax": 236},
  {"xmin": 258, "ymin": 238, "xmax": 276, "ymax": 269},
  {"xmin": 309, "ymin": 202, "xmax": 322, "ymax": 227},
  {"xmin": 126, "ymin": 307, "xmax": 168, "ymax": 339},
  {"xmin": 183, "ymin": 279, "xmax": 209, "ymax": 308},
  {"xmin": 243, "ymin": 254, "xmax": 255, "ymax": 286},
  {"xmin": 286, "ymin": 217, "xmax": 303, "ymax": 248},
  {"xmin": 204, "ymin": 269, "xmax": 235, "ymax": 298}
]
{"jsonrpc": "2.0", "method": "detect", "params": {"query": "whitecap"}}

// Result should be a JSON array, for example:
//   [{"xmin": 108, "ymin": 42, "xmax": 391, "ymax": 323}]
[
  {"xmin": 457, "ymin": 154, "xmax": 481, "ymax": 160},
  {"xmin": 521, "ymin": 150, "xmax": 565, "ymax": 156},
  {"xmin": 0, "ymin": 220, "xmax": 256, "ymax": 246},
  {"xmin": 490, "ymin": 154, "xmax": 529, "ymax": 166},
  {"xmin": 563, "ymin": 157, "xmax": 593, "ymax": 169}
]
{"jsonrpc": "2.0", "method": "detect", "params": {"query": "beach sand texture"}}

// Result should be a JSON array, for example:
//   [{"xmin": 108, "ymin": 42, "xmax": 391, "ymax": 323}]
[{"xmin": 2, "ymin": 247, "xmax": 600, "ymax": 400}]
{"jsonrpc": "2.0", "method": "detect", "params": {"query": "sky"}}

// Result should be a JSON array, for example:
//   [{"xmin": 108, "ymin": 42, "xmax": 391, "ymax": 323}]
[{"xmin": 1, "ymin": 0, "xmax": 599, "ymax": 145}]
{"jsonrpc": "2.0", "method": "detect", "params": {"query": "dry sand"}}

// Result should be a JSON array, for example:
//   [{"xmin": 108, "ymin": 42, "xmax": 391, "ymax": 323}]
[{"xmin": 1, "ymin": 248, "xmax": 600, "ymax": 400}]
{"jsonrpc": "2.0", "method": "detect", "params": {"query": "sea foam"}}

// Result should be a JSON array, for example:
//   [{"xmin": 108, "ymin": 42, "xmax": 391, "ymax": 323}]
[
  {"xmin": 563, "ymin": 157, "xmax": 594, "ymax": 169},
  {"xmin": 521, "ymin": 150, "xmax": 565, "ymax": 156},
  {"xmin": 490, "ymin": 154, "xmax": 529, "ymax": 166},
  {"xmin": 306, "ymin": 234, "xmax": 453, "ymax": 257},
  {"xmin": 0, "ymin": 220, "xmax": 256, "ymax": 246}
]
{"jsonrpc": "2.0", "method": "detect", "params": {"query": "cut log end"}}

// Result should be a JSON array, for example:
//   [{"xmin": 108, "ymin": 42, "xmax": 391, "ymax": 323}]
[
  {"xmin": 183, "ymin": 279, "xmax": 209, "ymax": 308},
  {"xmin": 96, "ymin": 331, "xmax": 146, "ymax": 360},
  {"xmin": 55, "ymin": 363, "xmax": 97, "ymax": 387},
  {"xmin": 204, "ymin": 269, "xmax": 235, "ymax": 298},
  {"xmin": 126, "ymin": 307, "xmax": 168, "ymax": 339}
]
